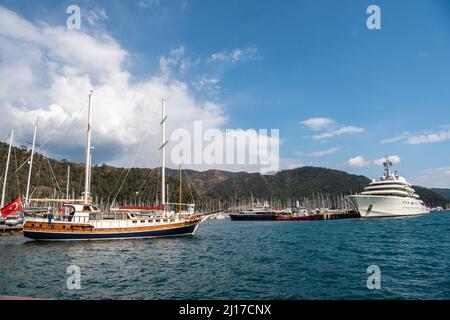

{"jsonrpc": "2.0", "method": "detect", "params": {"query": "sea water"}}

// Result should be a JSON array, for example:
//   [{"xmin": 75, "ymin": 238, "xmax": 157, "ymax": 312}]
[{"xmin": 1, "ymin": 212, "xmax": 450, "ymax": 299}]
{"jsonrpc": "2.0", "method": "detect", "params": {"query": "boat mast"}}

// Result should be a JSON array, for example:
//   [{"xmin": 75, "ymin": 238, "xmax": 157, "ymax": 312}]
[
  {"xmin": 1, "ymin": 129, "xmax": 14, "ymax": 208},
  {"xmin": 84, "ymin": 91, "xmax": 93, "ymax": 204},
  {"xmin": 179, "ymin": 164, "xmax": 182, "ymax": 212},
  {"xmin": 66, "ymin": 165, "xmax": 70, "ymax": 200},
  {"xmin": 25, "ymin": 125, "xmax": 37, "ymax": 206},
  {"xmin": 88, "ymin": 152, "xmax": 92, "ymax": 195},
  {"xmin": 160, "ymin": 99, "xmax": 168, "ymax": 212}
]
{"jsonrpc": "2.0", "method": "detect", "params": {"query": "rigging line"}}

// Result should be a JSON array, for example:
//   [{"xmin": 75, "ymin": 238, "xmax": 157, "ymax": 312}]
[
  {"xmin": 110, "ymin": 146, "xmax": 145, "ymax": 206},
  {"xmin": 106, "ymin": 168, "xmax": 129, "ymax": 201},
  {"xmin": 77, "ymin": 168, "xmax": 84, "ymax": 198},
  {"xmin": 29, "ymin": 186, "xmax": 37, "ymax": 201},
  {"xmin": 14, "ymin": 155, "xmax": 31, "ymax": 174},
  {"xmin": 185, "ymin": 171, "xmax": 201, "ymax": 201},
  {"xmin": 183, "ymin": 169, "xmax": 196, "ymax": 203},
  {"xmin": 106, "ymin": 155, "xmax": 144, "ymax": 203},
  {"xmin": 38, "ymin": 97, "xmax": 89, "ymax": 152},
  {"xmin": 135, "ymin": 169, "xmax": 155, "ymax": 201},
  {"xmin": 111, "ymin": 168, "xmax": 133, "ymax": 206},
  {"xmin": 143, "ymin": 175, "xmax": 157, "ymax": 204},
  {"xmin": 46, "ymin": 158, "xmax": 62, "ymax": 193},
  {"xmin": 106, "ymin": 103, "xmax": 161, "ymax": 203},
  {"xmin": 139, "ymin": 168, "xmax": 159, "ymax": 204},
  {"xmin": 9, "ymin": 145, "xmax": 19, "ymax": 199},
  {"xmin": 32, "ymin": 154, "xmax": 44, "ymax": 192}
]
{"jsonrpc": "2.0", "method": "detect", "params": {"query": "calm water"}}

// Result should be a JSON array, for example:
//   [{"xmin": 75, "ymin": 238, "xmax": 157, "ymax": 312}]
[{"xmin": 1, "ymin": 212, "xmax": 450, "ymax": 299}]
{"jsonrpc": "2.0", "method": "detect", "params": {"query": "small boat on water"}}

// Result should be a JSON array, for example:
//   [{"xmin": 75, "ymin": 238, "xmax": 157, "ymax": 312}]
[
  {"xmin": 4, "ymin": 215, "xmax": 23, "ymax": 226},
  {"xmin": 229, "ymin": 201, "xmax": 278, "ymax": 221},
  {"xmin": 23, "ymin": 94, "xmax": 205, "ymax": 241}
]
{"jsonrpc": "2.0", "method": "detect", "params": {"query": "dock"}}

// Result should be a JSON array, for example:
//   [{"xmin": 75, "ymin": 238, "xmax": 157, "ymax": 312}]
[
  {"xmin": 277, "ymin": 211, "xmax": 361, "ymax": 221},
  {"xmin": 0, "ymin": 225, "xmax": 23, "ymax": 236}
]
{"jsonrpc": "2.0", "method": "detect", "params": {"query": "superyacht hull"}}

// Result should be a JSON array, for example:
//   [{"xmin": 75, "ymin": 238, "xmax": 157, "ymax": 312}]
[{"xmin": 348, "ymin": 195, "xmax": 429, "ymax": 218}]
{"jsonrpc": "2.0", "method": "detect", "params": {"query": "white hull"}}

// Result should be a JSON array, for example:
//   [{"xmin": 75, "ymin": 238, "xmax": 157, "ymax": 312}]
[{"xmin": 348, "ymin": 195, "xmax": 429, "ymax": 218}]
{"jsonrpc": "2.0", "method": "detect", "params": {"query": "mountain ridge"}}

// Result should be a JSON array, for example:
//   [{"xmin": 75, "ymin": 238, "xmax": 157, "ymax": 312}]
[{"xmin": 1, "ymin": 141, "xmax": 448, "ymax": 208}]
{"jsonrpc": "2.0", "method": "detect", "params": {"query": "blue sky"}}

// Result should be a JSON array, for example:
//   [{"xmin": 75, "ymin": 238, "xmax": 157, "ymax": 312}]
[{"xmin": 1, "ymin": 0, "xmax": 450, "ymax": 187}]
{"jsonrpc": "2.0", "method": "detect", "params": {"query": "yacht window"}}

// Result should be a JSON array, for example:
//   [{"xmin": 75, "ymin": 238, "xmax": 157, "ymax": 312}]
[
  {"xmin": 83, "ymin": 206, "xmax": 91, "ymax": 211},
  {"xmin": 90, "ymin": 213, "xmax": 102, "ymax": 220},
  {"xmin": 103, "ymin": 213, "xmax": 115, "ymax": 220}
]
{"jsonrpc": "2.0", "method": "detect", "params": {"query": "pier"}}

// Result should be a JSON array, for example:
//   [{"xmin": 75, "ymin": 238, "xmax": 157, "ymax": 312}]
[
  {"xmin": 277, "ymin": 211, "xmax": 361, "ymax": 221},
  {"xmin": 0, "ymin": 225, "xmax": 23, "ymax": 236}
]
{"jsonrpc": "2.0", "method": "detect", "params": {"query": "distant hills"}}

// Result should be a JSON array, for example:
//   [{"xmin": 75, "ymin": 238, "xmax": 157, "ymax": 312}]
[
  {"xmin": 430, "ymin": 188, "xmax": 450, "ymax": 202},
  {"xmin": 1, "ymin": 141, "xmax": 449, "ymax": 208}
]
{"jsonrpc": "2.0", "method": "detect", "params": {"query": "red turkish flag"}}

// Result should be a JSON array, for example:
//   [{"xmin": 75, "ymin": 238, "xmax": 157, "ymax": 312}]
[{"xmin": 1, "ymin": 196, "xmax": 23, "ymax": 218}]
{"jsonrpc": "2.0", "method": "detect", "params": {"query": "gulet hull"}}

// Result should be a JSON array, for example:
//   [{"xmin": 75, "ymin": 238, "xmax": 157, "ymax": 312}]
[{"xmin": 23, "ymin": 219, "xmax": 202, "ymax": 241}]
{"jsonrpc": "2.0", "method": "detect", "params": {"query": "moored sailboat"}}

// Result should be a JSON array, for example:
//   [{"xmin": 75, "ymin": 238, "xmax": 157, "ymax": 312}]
[{"xmin": 23, "ymin": 94, "xmax": 205, "ymax": 241}]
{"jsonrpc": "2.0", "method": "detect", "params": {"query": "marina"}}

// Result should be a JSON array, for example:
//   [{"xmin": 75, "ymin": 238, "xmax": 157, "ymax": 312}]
[
  {"xmin": 1, "ymin": 0, "xmax": 450, "ymax": 304},
  {"xmin": 2, "ymin": 212, "xmax": 450, "ymax": 299}
]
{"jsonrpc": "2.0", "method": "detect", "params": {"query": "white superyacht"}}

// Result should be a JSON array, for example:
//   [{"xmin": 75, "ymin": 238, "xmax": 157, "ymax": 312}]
[{"xmin": 348, "ymin": 159, "xmax": 429, "ymax": 218}]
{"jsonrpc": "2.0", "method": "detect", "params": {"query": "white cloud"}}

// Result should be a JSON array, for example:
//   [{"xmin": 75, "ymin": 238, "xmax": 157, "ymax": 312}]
[
  {"xmin": 159, "ymin": 46, "xmax": 193, "ymax": 77},
  {"xmin": 301, "ymin": 117, "xmax": 364, "ymax": 140},
  {"xmin": 312, "ymin": 126, "xmax": 364, "ymax": 140},
  {"xmin": 347, "ymin": 155, "xmax": 402, "ymax": 168},
  {"xmin": 380, "ymin": 131, "xmax": 411, "ymax": 144},
  {"xmin": 0, "ymin": 6, "xmax": 227, "ymax": 168},
  {"xmin": 381, "ymin": 128, "xmax": 450, "ymax": 145},
  {"xmin": 192, "ymin": 75, "xmax": 220, "ymax": 94},
  {"xmin": 346, "ymin": 156, "xmax": 371, "ymax": 168},
  {"xmin": 380, "ymin": 134, "xmax": 409, "ymax": 144},
  {"xmin": 410, "ymin": 167, "xmax": 450, "ymax": 188},
  {"xmin": 300, "ymin": 117, "xmax": 335, "ymax": 131},
  {"xmin": 373, "ymin": 155, "xmax": 401, "ymax": 165},
  {"xmin": 85, "ymin": 7, "xmax": 109, "ymax": 27},
  {"xmin": 137, "ymin": 0, "xmax": 160, "ymax": 8},
  {"xmin": 208, "ymin": 47, "xmax": 259, "ymax": 63},
  {"xmin": 406, "ymin": 129, "xmax": 450, "ymax": 145},
  {"xmin": 0, "ymin": 6, "xmax": 278, "ymax": 174},
  {"xmin": 306, "ymin": 147, "xmax": 340, "ymax": 157}
]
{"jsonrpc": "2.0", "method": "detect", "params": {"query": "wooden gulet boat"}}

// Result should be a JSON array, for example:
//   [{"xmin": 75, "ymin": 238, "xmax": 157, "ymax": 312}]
[{"xmin": 23, "ymin": 95, "xmax": 205, "ymax": 241}]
